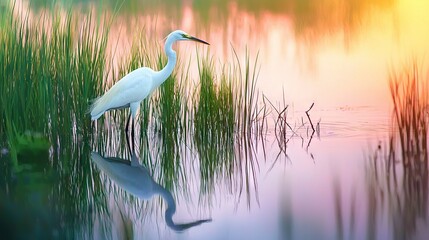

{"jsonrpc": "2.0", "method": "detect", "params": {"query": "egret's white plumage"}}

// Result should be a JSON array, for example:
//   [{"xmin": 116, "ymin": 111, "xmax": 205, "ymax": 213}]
[
  {"xmin": 89, "ymin": 30, "xmax": 209, "ymax": 121},
  {"xmin": 90, "ymin": 67, "xmax": 154, "ymax": 120}
]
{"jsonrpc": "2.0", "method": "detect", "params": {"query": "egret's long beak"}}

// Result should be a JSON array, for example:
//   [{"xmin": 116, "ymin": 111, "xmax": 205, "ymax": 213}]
[{"xmin": 188, "ymin": 36, "xmax": 210, "ymax": 45}]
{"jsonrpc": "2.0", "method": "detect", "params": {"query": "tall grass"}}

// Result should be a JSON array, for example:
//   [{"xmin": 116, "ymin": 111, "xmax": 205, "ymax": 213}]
[
  {"xmin": 389, "ymin": 61, "xmax": 428, "ymax": 171},
  {"xmin": 194, "ymin": 49, "xmax": 261, "ymax": 207},
  {"xmin": 383, "ymin": 61, "xmax": 429, "ymax": 238},
  {"xmin": 0, "ymin": 5, "xmax": 110, "ymax": 238},
  {"xmin": 194, "ymin": 53, "xmax": 234, "ymax": 196},
  {"xmin": 360, "ymin": 61, "xmax": 429, "ymax": 239},
  {"xmin": 0, "ymin": 5, "xmax": 108, "ymax": 161}
]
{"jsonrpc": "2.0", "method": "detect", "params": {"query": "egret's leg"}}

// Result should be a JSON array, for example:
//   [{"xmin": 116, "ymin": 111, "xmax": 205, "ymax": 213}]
[
  {"xmin": 129, "ymin": 102, "xmax": 140, "ymax": 154},
  {"xmin": 125, "ymin": 113, "xmax": 132, "ymax": 154},
  {"xmin": 125, "ymin": 131, "xmax": 132, "ymax": 154},
  {"xmin": 131, "ymin": 117, "xmax": 135, "ymax": 153},
  {"xmin": 125, "ymin": 113, "xmax": 131, "ymax": 134}
]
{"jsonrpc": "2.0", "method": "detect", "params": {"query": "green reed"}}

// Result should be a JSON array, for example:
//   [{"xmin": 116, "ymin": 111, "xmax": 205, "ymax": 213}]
[
  {"xmin": 0, "ymin": 6, "xmax": 109, "ymax": 238},
  {"xmin": 194, "ymin": 53, "xmax": 228, "ymax": 195},
  {"xmin": 194, "ymin": 49, "xmax": 260, "ymax": 207},
  {"xmin": 231, "ymin": 48, "xmax": 261, "ymax": 207},
  {"xmin": 0, "ymin": 6, "xmax": 108, "ymax": 160}
]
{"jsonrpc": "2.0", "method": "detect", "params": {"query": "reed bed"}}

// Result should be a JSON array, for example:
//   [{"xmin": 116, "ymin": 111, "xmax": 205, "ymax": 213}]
[
  {"xmin": 194, "ymin": 53, "xmax": 235, "ymax": 197},
  {"xmin": 0, "ymin": 5, "xmax": 108, "ymax": 163},
  {"xmin": 361, "ymin": 61, "xmax": 429, "ymax": 239},
  {"xmin": 389, "ymin": 61, "xmax": 429, "ymax": 172},
  {"xmin": 0, "ymin": 10, "xmax": 110, "ymax": 234},
  {"xmin": 193, "ymin": 49, "xmax": 261, "ymax": 207}
]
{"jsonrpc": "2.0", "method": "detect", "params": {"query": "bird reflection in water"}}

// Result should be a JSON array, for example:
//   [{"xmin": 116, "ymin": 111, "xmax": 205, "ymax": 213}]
[{"xmin": 91, "ymin": 149, "xmax": 212, "ymax": 231}]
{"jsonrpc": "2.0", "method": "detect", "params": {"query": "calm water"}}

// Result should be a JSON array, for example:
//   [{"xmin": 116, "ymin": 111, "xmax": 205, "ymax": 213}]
[{"xmin": 2, "ymin": 0, "xmax": 429, "ymax": 239}]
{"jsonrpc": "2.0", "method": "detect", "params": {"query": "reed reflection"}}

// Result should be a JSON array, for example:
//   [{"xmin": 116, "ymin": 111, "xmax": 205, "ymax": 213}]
[
  {"xmin": 364, "ymin": 141, "xmax": 428, "ymax": 239},
  {"xmin": 91, "ymin": 147, "xmax": 212, "ymax": 231}
]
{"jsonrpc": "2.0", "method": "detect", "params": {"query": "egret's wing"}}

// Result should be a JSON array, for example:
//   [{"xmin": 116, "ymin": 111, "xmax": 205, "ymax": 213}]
[{"xmin": 90, "ymin": 67, "xmax": 153, "ymax": 119}]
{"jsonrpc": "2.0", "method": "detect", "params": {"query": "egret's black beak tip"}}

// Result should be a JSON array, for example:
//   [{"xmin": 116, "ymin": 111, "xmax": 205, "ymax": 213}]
[{"xmin": 189, "ymin": 36, "xmax": 210, "ymax": 45}]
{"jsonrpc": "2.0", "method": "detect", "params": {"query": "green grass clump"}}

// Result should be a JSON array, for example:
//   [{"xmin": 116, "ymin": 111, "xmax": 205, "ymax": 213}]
[
  {"xmin": 194, "ymin": 50, "xmax": 260, "ymax": 206},
  {"xmin": 0, "ymin": 5, "xmax": 109, "ymax": 238},
  {"xmin": 0, "ymin": 6, "xmax": 108, "ymax": 160},
  {"xmin": 194, "ymin": 54, "xmax": 232, "ymax": 194},
  {"xmin": 230, "ymin": 49, "xmax": 261, "ymax": 207}
]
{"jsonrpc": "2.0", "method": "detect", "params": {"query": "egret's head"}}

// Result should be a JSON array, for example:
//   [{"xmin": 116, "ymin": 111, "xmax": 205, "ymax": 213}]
[{"xmin": 168, "ymin": 30, "xmax": 210, "ymax": 45}]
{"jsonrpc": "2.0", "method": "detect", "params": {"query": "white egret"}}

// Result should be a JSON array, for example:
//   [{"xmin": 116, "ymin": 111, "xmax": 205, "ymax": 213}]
[
  {"xmin": 90, "ymin": 30, "xmax": 209, "ymax": 149},
  {"xmin": 91, "ymin": 151, "xmax": 212, "ymax": 231}
]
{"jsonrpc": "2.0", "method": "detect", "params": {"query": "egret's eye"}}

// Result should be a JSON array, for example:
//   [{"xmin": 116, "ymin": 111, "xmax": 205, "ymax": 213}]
[{"xmin": 181, "ymin": 33, "xmax": 190, "ymax": 39}]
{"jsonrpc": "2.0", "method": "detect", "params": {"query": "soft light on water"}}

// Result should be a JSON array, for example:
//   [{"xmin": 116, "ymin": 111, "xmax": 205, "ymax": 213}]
[{"xmin": 3, "ymin": 0, "xmax": 429, "ymax": 239}]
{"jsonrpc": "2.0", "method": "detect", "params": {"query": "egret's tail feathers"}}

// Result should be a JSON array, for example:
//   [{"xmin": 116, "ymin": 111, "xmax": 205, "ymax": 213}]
[
  {"xmin": 91, "ymin": 112, "xmax": 104, "ymax": 121},
  {"xmin": 88, "ymin": 96, "xmax": 104, "ymax": 120}
]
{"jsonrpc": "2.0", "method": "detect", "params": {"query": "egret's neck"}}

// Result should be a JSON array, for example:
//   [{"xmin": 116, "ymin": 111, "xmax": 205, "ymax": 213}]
[
  {"xmin": 154, "ymin": 37, "xmax": 177, "ymax": 88},
  {"xmin": 154, "ymin": 183, "xmax": 177, "ymax": 226},
  {"xmin": 155, "ymin": 183, "xmax": 211, "ymax": 231}
]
